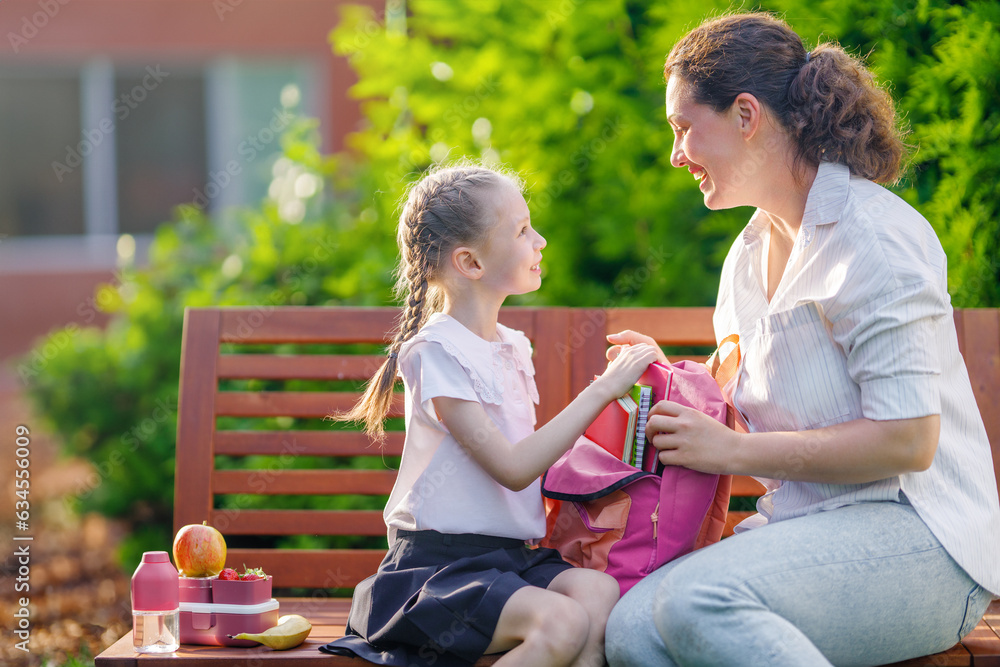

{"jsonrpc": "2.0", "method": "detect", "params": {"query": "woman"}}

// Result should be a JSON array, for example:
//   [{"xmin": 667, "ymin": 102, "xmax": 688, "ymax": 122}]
[{"xmin": 604, "ymin": 13, "xmax": 999, "ymax": 666}]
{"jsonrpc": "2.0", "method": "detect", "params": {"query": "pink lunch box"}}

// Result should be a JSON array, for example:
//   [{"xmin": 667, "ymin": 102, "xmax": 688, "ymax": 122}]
[
  {"xmin": 178, "ymin": 575, "xmax": 278, "ymax": 646},
  {"xmin": 179, "ymin": 599, "xmax": 279, "ymax": 647}
]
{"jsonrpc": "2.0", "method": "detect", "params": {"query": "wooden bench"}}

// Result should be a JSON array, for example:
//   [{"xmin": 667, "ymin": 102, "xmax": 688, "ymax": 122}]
[{"xmin": 96, "ymin": 306, "xmax": 1000, "ymax": 666}]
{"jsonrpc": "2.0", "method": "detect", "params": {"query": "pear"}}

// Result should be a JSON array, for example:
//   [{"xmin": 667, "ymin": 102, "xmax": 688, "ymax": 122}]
[{"xmin": 229, "ymin": 614, "xmax": 312, "ymax": 650}]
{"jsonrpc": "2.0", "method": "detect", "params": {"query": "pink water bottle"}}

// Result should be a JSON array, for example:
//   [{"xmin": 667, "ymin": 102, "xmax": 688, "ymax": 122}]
[{"xmin": 131, "ymin": 551, "xmax": 180, "ymax": 653}]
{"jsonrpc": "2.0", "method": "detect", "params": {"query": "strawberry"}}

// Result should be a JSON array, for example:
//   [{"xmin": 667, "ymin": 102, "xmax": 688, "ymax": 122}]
[
  {"xmin": 237, "ymin": 565, "xmax": 267, "ymax": 581},
  {"xmin": 218, "ymin": 568, "xmax": 238, "ymax": 581}
]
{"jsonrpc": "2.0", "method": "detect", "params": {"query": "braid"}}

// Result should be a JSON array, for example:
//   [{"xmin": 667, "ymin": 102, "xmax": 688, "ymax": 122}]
[
  {"xmin": 332, "ymin": 160, "xmax": 524, "ymax": 442},
  {"xmin": 392, "ymin": 259, "xmax": 431, "ymax": 351}
]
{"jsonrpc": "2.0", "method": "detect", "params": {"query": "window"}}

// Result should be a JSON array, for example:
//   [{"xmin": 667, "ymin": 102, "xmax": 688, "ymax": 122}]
[
  {"xmin": 0, "ymin": 70, "xmax": 84, "ymax": 237},
  {"xmin": 116, "ymin": 68, "xmax": 207, "ymax": 235},
  {"xmin": 0, "ymin": 58, "xmax": 316, "ymax": 242},
  {"xmin": 205, "ymin": 58, "xmax": 314, "ymax": 212}
]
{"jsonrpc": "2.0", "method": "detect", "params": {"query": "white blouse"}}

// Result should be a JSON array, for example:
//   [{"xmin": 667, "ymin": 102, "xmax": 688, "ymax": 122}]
[
  {"xmin": 383, "ymin": 312, "xmax": 546, "ymax": 542},
  {"xmin": 715, "ymin": 161, "xmax": 1000, "ymax": 595}
]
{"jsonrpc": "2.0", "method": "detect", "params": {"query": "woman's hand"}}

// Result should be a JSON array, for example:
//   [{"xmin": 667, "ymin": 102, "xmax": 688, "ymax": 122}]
[
  {"xmin": 594, "ymin": 343, "xmax": 660, "ymax": 401},
  {"xmin": 645, "ymin": 400, "xmax": 739, "ymax": 474},
  {"xmin": 606, "ymin": 330, "xmax": 669, "ymax": 365}
]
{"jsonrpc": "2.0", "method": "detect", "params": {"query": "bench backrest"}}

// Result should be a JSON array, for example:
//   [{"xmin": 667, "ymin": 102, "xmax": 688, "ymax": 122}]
[
  {"xmin": 173, "ymin": 306, "xmax": 1000, "ymax": 589},
  {"xmin": 173, "ymin": 307, "xmax": 593, "ymax": 589}
]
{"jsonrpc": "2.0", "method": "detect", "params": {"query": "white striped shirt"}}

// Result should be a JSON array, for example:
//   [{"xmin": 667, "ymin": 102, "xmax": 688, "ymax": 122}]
[{"xmin": 715, "ymin": 161, "xmax": 1000, "ymax": 595}]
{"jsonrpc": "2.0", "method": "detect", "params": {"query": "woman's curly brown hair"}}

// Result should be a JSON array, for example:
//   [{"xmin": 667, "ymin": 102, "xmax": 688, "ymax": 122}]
[{"xmin": 665, "ymin": 13, "xmax": 908, "ymax": 184}]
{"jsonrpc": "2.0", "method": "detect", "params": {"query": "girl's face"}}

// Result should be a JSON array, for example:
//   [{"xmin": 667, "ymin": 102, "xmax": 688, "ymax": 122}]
[
  {"xmin": 666, "ymin": 75, "xmax": 748, "ymax": 210},
  {"xmin": 476, "ymin": 183, "xmax": 546, "ymax": 297}
]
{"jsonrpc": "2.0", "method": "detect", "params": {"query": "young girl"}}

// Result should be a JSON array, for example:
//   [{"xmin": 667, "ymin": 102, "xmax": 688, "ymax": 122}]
[{"xmin": 319, "ymin": 163, "xmax": 657, "ymax": 667}]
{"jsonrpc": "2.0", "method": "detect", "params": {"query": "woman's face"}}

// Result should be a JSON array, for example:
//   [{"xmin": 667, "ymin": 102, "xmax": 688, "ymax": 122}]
[{"xmin": 666, "ymin": 75, "xmax": 749, "ymax": 210}]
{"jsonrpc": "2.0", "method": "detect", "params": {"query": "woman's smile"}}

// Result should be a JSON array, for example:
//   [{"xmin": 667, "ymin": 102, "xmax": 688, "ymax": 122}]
[{"xmin": 690, "ymin": 166, "xmax": 707, "ymax": 188}]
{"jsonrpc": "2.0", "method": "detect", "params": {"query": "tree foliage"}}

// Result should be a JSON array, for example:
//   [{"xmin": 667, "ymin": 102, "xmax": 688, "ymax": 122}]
[
  {"xmin": 771, "ymin": 0, "xmax": 1000, "ymax": 306},
  {"xmin": 331, "ymin": 0, "xmax": 750, "ymax": 309},
  {"xmin": 333, "ymin": 0, "xmax": 999, "ymax": 307}
]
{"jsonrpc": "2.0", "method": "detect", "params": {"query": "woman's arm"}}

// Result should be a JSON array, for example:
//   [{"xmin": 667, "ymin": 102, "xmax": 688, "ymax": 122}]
[
  {"xmin": 647, "ymin": 401, "xmax": 940, "ymax": 483},
  {"xmin": 433, "ymin": 343, "xmax": 659, "ymax": 491}
]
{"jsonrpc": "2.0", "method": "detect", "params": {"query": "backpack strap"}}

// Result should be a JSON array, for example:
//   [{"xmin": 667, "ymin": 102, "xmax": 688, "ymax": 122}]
[{"xmin": 698, "ymin": 333, "xmax": 745, "ymax": 548}]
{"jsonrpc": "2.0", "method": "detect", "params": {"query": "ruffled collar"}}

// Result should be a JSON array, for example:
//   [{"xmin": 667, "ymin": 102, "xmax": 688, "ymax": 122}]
[{"xmin": 399, "ymin": 312, "xmax": 539, "ymax": 405}]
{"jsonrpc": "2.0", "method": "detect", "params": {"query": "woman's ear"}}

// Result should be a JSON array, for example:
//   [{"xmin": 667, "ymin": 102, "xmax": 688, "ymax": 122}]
[
  {"xmin": 451, "ymin": 246, "xmax": 484, "ymax": 280},
  {"xmin": 733, "ymin": 92, "xmax": 762, "ymax": 141}
]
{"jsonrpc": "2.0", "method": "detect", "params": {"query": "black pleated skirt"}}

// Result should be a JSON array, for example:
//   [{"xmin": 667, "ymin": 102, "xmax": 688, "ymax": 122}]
[{"xmin": 319, "ymin": 529, "xmax": 573, "ymax": 666}]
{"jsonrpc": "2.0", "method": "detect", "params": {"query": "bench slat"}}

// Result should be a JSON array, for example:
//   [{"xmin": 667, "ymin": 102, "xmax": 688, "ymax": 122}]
[
  {"xmin": 496, "ymin": 308, "xmax": 537, "ymax": 336},
  {"xmin": 216, "ymin": 307, "xmax": 539, "ymax": 344},
  {"xmin": 886, "ymin": 644, "xmax": 972, "ymax": 666},
  {"xmin": 217, "ymin": 354, "xmax": 389, "ymax": 381},
  {"xmin": 209, "ymin": 509, "xmax": 387, "ymax": 536},
  {"xmin": 219, "ymin": 307, "xmax": 399, "ymax": 344},
  {"xmin": 605, "ymin": 307, "xmax": 716, "ymax": 346},
  {"xmin": 955, "ymin": 309, "xmax": 1000, "ymax": 501},
  {"xmin": 986, "ymin": 599, "xmax": 1000, "ymax": 637},
  {"xmin": 214, "ymin": 430, "xmax": 404, "ymax": 457},
  {"xmin": 95, "ymin": 598, "xmax": 504, "ymax": 666},
  {"xmin": 214, "ymin": 391, "xmax": 404, "ymax": 418},
  {"xmin": 568, "ymin": 308, "xmax": 614, "ymax": 399},
  {"xmin": 225, "ymin": 548, "xmax": 387, "ymax": 589},
  {"xmin": 212, "ymin": 469, "xmax": 397, "ymax": 496},
  {"xmin": 533, "ymin": 308, "xmax": 572, "ymax": 427},
  {"xmin": 960, "ymin": 610, "xmax": 1000, "ymax": 663}
]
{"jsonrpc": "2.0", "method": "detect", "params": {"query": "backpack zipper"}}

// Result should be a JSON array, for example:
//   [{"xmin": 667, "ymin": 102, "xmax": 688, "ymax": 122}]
[{"xmin": 642, "ymin": 501, "xmax": 661, "ymax": 575}]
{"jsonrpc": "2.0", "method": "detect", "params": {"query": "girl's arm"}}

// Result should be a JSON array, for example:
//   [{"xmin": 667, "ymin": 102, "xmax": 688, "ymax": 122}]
[
  {"xmin": 433, "ymin": 343, "xmax": 659, "ymax": 491},
  {"xmin": 646, "ymin": 401, "xmax": 939, "ymax": 484}
]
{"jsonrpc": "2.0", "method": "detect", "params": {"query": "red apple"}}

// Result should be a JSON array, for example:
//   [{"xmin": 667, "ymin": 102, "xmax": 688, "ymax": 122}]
[{"xmin": 172, "ymin": 521, "xmax": 226, "ymax": 577}]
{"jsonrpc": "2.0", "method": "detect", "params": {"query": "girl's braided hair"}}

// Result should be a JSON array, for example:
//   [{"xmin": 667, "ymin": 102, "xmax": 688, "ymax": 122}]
[{"xmin": 337, "ymin": 162, "xmax": 524, "ymax": 440}]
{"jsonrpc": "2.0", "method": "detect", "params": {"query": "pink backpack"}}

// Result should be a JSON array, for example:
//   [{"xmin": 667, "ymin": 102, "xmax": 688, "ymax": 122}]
[{"xmin": 541, "ymin": 361, "xmax": 732, "ymax": 595}]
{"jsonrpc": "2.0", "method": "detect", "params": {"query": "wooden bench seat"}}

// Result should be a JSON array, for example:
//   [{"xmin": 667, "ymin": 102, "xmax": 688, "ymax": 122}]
[{"xmin": 96, "ymin": 306, "xmax": 1000, "ymax": 666}]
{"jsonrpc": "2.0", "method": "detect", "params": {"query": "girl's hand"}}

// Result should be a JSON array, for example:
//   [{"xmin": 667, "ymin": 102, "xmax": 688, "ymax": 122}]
[
  {"xmin": 606, "ymin": 330, "xmax": 669, "ymax": 365},
  {"xmin": 594, "ymin": 343, "xmax": 659, "ymax": 400},
  {"xmin": 645, "ymin": 400, "xmax": 738, "ymax": 474}
]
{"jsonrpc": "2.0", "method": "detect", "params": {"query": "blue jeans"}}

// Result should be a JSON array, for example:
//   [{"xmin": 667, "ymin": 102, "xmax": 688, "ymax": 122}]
[{"xmin": 606, "ymin": 499, "xmax": 992, "ymax": 666}]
